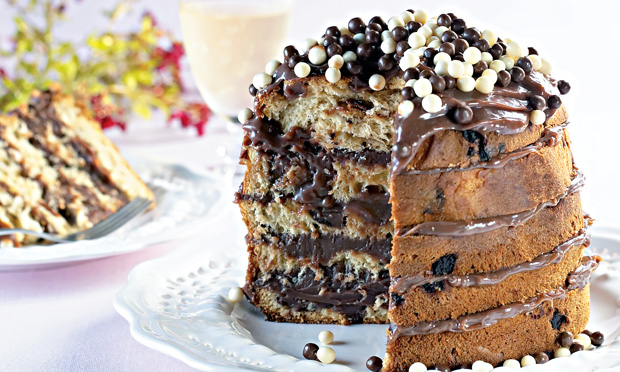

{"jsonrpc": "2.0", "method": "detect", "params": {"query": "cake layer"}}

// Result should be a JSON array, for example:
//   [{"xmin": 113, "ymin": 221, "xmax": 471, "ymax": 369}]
[
  {"xmin": 392, "ymin": 129, "xmax": 573, "ymax": 226},
  {"xmin": 384, "ymin": 285, "xmax": 591, "ymax": 370}
]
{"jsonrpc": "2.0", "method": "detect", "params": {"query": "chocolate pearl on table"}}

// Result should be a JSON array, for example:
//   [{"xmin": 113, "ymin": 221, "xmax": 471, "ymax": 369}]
[
  {"xmin": 303, "ymin": 343, "xmax": 319, "ymax": 360},
  {"xmin": 570, "ymin": 342, "xmax": 585, "ymax": 353},
  {"xmin": 488, "ymin": 43, "xmax": 503, "ymax": 60},
  {"xmin": 444, "ymin": 75, "xmax": 456, "ymax": 89},
  {"xmin": 346, "ymin": 60, "xmax": 363, "ymax": 75},
  {"xmin": 348, "ymin": 17, "xmax": 366, "ymax": 34},
  {"xmin": 396, "ymin": 40, "xmax": 411, "ymax": 56},
  {"xmin": 473, "ymin": 61, "xmax": 488, "ymax": 76},
  {"xmin": 528, "ymin": 46, "xmax": 538, "ymax": 55},
  {"xmin": 516, "ymin": 57, "xmax": 533, "ymax": 74},
  {"xmin": 406, "ymin": 21, "xmax": 423, "ymax": 33},
  {"xmin": 451, "ymin": 18, "xmax": 467, "ymax": 34},
  {"xmin": 403, "ymin": 68, "xmax": 419, "ymax": 81},
  {"xmin": 558, "ymin": 331, "xmax": 574, "ymax": 348},
  {"xmin": 325, "ymin": 26, "xmax": 341, "ymax": 38},
  {"xmin": 450, "ymin": 105, "xmax": 473, "ymax": 124},
  {"xmin": 533, "ymin": 352, "xmax": 549, "ymax": 364},
  {"xmin": 287, "ymin": 54, "xmax": 302, "ymax": 68},
  {"xmin": 420, "ymin": 69, "xmax": 434, "ymax": 79},
  {"xmin": 366, "ymin": 22, "xmax": 383, "ymax": 34},
  {"xmin": 437, "ymin": 13, "xmax": 452, "ymax": 27},
  {"xmin": 582, "ymin": 330, "xmax": 593, "ymax": 336},
  {"xmin": 441, "ymin": 30, "xmax": 458, "ymax": 43},
  {"xmin": 497, "ymin": 41, "xmax": 507, "ymax": 50},
  {"xmin": 462, "ymin": 27, "xmax": 481, "ymax": 44},
  {"xmin": 558, "ymin": 80, "xmax": 571, "ymax": 94},
  {"xmin": 401, "ymin": 86, "xmax": 415, "ymax": 100},
  {"xmin": 248, "ymin": 84, "xmax": 258, "ymax": 96},
  {"xmin": 365, "ymin": 30, "xmax": 381, "ymax": 45},
  {"xmin": 339, "ymin": 34, "xmax": 355, "ymax": 50},
  {"xmin": 453, "ymin": 38, "xmax": 469, "ymax": 53},
  {"xmin": 447, "ymin": 12, "xmax": 457, "ymax": 20},
  {"xmin": 497, "ymin": 69, "xmax": 511, "ymax": 87},
  {"xmin": 391, "ymin": 26, "xmax": 409, "ymax": 42},
  {"xmin": 357, "ymin": 43, "xmax": 374, "ymax": 59},
  {"xmin": 511, "ymin": 66, "xmax": 525, "ymax": 82},
  {"xmin": 439, "ymin": 42, "xmax": 455, "ymax": 56},
  {"xmin": 378, "ymin": 55, "xmax": 395, "ymax": 71},
  {"xmin": 283, "ymin": 45, "xmax": 299, "ymax": 59},
  {"xmin": 429, "ymin": 75, "xmax": 446, "ymax": 93},
  {"xmin": 323, "ymin": 35, "xmax": 338, "ymax": 47},
  {"xmin": 369, "ymin": 16, "xmax": 388, "ymax": 30},
  {"xmin": 529, "ymin": 95, "xmax": 546, "ymax": 110},
  {"xmin": 591, "ymin": 331, "xmax": 604, "ymax": 346},
  {"xmin": 366, "ymin": 356, "xmax": 383, "ymax": 372},
  {"xmin": 326, "ymin": 44, "xmax": 343, "ymax": 58},
  {"xmin": 474, "ymin": 39, "xmax": 490, "ymax": 53}
]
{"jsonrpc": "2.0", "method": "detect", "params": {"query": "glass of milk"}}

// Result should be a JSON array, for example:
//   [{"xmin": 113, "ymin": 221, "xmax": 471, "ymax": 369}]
[{"xmin": 179, "ymin": 0, "xmax": 293, "ymax": 120}]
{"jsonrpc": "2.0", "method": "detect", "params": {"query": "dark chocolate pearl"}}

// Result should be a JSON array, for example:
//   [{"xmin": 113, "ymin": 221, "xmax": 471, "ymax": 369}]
[
  {"xmin": 321, "ymin": 195, "xmax": 335, "ymax": 208},
  {"xmin": 497, "ymin": 70, "xmax": 511, "ymax": 87},
  {"xmin": 451, "ymin": 18, "xmax": 467, "ymax": 34},
  {"xmin": 346, "ymin": 60, "xmax": 363, "ymax": 75},
  {"xmin": 489, "ymin": 43, "xmax": 503, "ymax": 60},
  {"xmin": 287, "ymin": 55, "xmax": 302, "ymax": 68},
  {"xmin": 366, "ymin": 23, "xmax": 382, "ymax": 34},
  {"xmin": 447, "ymin": 13, "xmax": 457, "ymax": 20},
  {"xmin": 511, "ymin": 66, "xmax": 525, "ymax": 82},
  {"xmin": 528, "ymin": 46, "xmax": 539, "ymax": 55},
  {"xmin": 283, "ymin": 45, "xmax": 299, "ymax": 59},
  {"xmin": 406, "ymin": 21, "xmax": 423, "ymax": 33},
  {"xmin": 391, "ymin": 26, "xmax": 409, "ymax": 42},
  {"xmin": 582, "ymin": 330, "xmax": 593, "ymax": 336},
  {"xmin": 534, "ymin": 352, "xmax": 549, "ymax": 364},
  {"xmin": 558, "ymin": 80, "xmax": 571, "ymax": 95},
  {"xmin": 356, "ymin": 43, "xmax": 374, "ymax": 59},
  {"xmin": 451, "ymin": 105, "xmax": 473, "ymax": 124},
  {"xmin": 396, "ymin": 41, "xmax": 411, "ymax": 56},
  {"xmin": 439, "ymin": 42, "xmax": 455, "ymax": 56},
  {"xmin": 422, "ymin": 48, "xmax": 436, "ymax": 60},
  {"xmin": 323, "ymin": 35, "xmax": 338, "ymax": 47},
  {"xmin": 369, "ymin": 16, "xmax": 388, "ymax": 30},
  {"xmin": 348, "ymin": 17, "xmax": 366, "ymax": 34},
  {"xmin": 378, "ymin": 55, "xmax": 394, "ymax": 71},
  {"xmin": 453, "ymin": 52, "xmax": 464, "ymax": 62},
  {"xmin": 570, "ymin": 343, "xmax": 584, "ymax": 353},
  {"xmin": 558, "ymin": 331, "xmax": 574, "ymax": 348},
  {"xmin": 339, "ymin": 34, "xmax": 355, "ymax": 50},
  {"xmin": 401, "ymin": 87, "xmax": 415, "ymax": 101},
  {"xmin": 462, "ymin": 27, "xmax": 481, "ymax": 44},
  {"xmin": 529, "ymin": 95, "xmax": 546, "ymax": 110},
  {"xmin": 444, "ymin": 76, "xmax": 456, "ymax": 89},
  {"xmin": 365, "ymin": 30, "xmax": 381, "ymax": 45},
  {"xmin": 302, "ymin": 343, "xmax": 319, "ymax": 360},
  {"xmin": 403, "ymin": 68, "xmax": 419, "ymax": 81},
  {"xmin": 325, "ymin": 26, "xmax": 340, "ymax": 38},
  {"xmin": 516, "ymin": 57, "xmax": 533, "ymax": 74},
  {"xmin": 435, "ymin": 364, "xmax": 451, "ymax": 372},
  {"xmin": 248, "ymin": 84, "xmax": 258, "ymax": 96},
  {"xmin": 591, "ymin": 331, "xmax": 604, "ymax": 347},
  {"xmin": 441, "ymin": 30, "xmax": 458, "ymax": 43},
  {"xmin": 547, "ymin": 94, "xmax": 562, "ymax": 109},
  {"xmin": 326, "ymin": 43, "xmax": 343, "ymax": 58},
  {"xmin": 419, "ymin": 69, "xmax": 434, "ymax": 79},
  {"xmin": 474, "ymin": 39, "xmax": 490, "ymax": 53},
  {"xmin": 497, "ymin": 41, "xmax": 507, "ymax": 50},
  {"xmin": 437, "ymin": 13, "xmax": 452, "ymax": 27},
  {"xmin": 430, "ymin": 75, "xmax": 446, "ymax": 93},
  {"xmin": 366, "ymin": 356, "xmax": 383, "ymax": 372},
  {"xmin": 453, "ymin": 38, "xmax": 469, "ymax": 53},
  {"xmin": 473, "ymin": 61, "xmax": 488, "ymax": 76}
]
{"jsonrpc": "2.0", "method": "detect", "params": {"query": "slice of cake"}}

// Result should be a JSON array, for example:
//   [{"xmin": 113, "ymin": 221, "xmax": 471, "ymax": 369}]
[
  {"xmin": 0, "ymin": 90, "xmax": 154, "ymax": 247},
  {"xmin": 236, "ymin": 9, "xmax": 598, "ymax": 369}
]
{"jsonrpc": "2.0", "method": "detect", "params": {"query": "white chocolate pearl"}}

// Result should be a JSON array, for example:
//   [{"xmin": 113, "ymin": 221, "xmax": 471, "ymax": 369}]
[
  {"xmin": 252, "ymin": 72, "xmax": 272, "ymax": 89},
  {"xmin": 520, "ymin": 355, "xmax": 536, "ymax": 367},
  {"xmin": 369, "ymin": 74, "xmax": 386, "ymax": 91},
  {"xmin": 507, "ymin": 40, "xmax": 523, "ymax": 58},
  {"xmin": 317, "ymin": 347, "xmax": 336, "ymax": 364},
  {"xmin": 434, "ymin": 60, "xmax": 449, "ymax": 76},
  {"xmin": 308, "ymin": 46, "xmax": 327, "ymax": 65},
  {"xmin": 339, "ymin": 26, "xmax": 351, "ymax": 36},
  {"xmin": 328, "ymin": 55, "xmax": 344, "ymax": 69},
  {"xmin": 482, "ymin": 68, "xmax": 498, "ymax": 84},
  {"xmin": 554, "ymin": 347, "xmax": 571, "ymax": 358},
  {"xmin": 301, "ymin": 38, "xmax": 318, "ymax": 53},
  {"xmin": 294, "ymin": 62, "xmax": 311, "ymax": 78},
  {"xmin": 576, "ymin": 333, "xmax": 592, "ymax": 349},
  {"xmin": 237, "ymin": 108, "xmax": 253, "ymax": 124},
  {"xmin": 463, "ymin": 47, "xmax": 482, "ymax": 64},
  {"xmin": 353, "ymin": 33, "xmax": 365, "ymax": 44},
  {"xmin": 464, "ymin": 62, "xmax": 474, "ymax": 77},
  {"xmin": 528, "ymin": 54, "xmax": 542, "ymax": 70},
  {"xmin": 265, "ymin": 59, "xmax": 281, "ymax": 75},
  {"xmin": 425, "ymin": 19, "xmax": 438, "ymax": 31},
  {"xmin": 381, "ymin": 38, "xmax": 397, "ymax": 54},
  {"xmin": 422, "ymin": 94, "xmax": 442, "ymax": 113},
  {"xmin": 381, "ymin": 30, "xmax": 392, "ymax": 41},
  {"xmin": 503, "ymin": 359, "xmax": 521, "ymax": 369},
  {"xmin": 427, "ymin": 39, "xmax": 441, "ymax": 49},
  {"xmin": 399, "ymin": 53, "xmax": 421, "ymax": 71},
  {"xmin": 318, "ymin": 330, "xmax": 334, "ymax": 344},
  {"xmin": 400, "ymin": 11, "xmax": 414, "ymax": 23},
  {"xmin": 472, "ymin": 360, "xmax": 493, "ymax": 372},
  {"xmin": 408, "ymin": 32, "xmax": 427, "ymax": 49},
  {"xmin": 500, "ymin": 56, "xmax": 515, "ymax": 70},
  {"xmin": 475, "ymin": 76, "xmax": 494, "ymax": 94},
  {"xmin": 409, "ymin": 362, "xmax": 428, "ymax": 372},
  {"xmin": 418, "ymin": 26, "xmax": 433, "ymax": 39},
  {"xmin": 504, "ymin": 37, "xmax": 513, "ymax": 44},
  {"xmin": 530, "ymin": 109, "xmax": 546, "ymax": 125},
  {"xmin": 433, "ymin": 52, "xmax": 451, "ymax": 64},
  {"xmin": 398, "ymin": 100, "xmax": 415, "ymax": 117},
  {"xmin": 426, "ymin": 36, "xmax": 440, "ymax": 46},
  {"xmin": 482, "ymin": 29, "xmax": 498, "ymax": 46},
  {"xmin": 434, "ymin": 26, "xmax": 448, "ymax": 37},
  {"xmin": 489, "ymin": 60, "xmax": 506, "ymax": 72},
  {"xmin": 414, "ymin": 78, "xmax": 433, "ymax": 98},
  {"xmin": 227, "ymin": 287, "xmax": 244, "ymax": 303},
  {"xmin": 481, "ymin": 52, "xmax": 493, "ymax": 64},
  {"xmin": 325, "ymin": 67, "xmax": 341, "ymax": 83},
  {"xmin": 388, "ymin": 16, "xmax": 405, "ymax": 30},
  {"xmin": 413, "ymin": 9, "xmax": 428, "ymax": 24},
  {"xmin": 343, "ymin": 51, "xmax": 357, "ymax": 62},
  {"xmin": 457, "ymin": 76, "xmax": 475, "ymax": 92},
  {"xmin": 405, "ymin": 79, "xmax": 416, "ymax": 88},
  {"xmin": 411, "ymin": 47, "xmax": 426, "ymax": 57},
  {"xmin": 539, "ymin": 58, "xmax": 552, "ymax": 75},
  {"xmin": 448, "ymin": 60, "xmax": 465, "ymax": 78}
]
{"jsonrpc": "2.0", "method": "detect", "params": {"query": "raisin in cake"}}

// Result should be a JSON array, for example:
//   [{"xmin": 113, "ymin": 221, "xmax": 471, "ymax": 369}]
[
  {"xmin": 236, "ymin": 9, "xmax": 598, "ymax": 369},
  {"xmin": 0, "ymin": 91, "xmax": 153, "ymax": 247}
]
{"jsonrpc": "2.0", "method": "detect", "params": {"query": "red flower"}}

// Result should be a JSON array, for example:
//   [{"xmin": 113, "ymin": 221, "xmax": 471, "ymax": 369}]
[{"xmin": 168, "ymin": 102, "xmax": 212, "ymax": 136}]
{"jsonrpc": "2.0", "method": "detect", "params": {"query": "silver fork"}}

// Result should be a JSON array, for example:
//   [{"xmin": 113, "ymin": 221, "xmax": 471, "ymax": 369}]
[{"xmin": 0, "ymin": 197, "xmax": 153, "ymax": 244}]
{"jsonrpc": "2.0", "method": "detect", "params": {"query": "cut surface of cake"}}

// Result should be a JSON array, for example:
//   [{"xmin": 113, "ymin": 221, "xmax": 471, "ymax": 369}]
[
  {"xmin": 236, "ymin": 8, "xmax": 598, "ymax": 369},
  {"xmin": 0, "ymin": 91, "xmax": 154, "ymax": 247}
]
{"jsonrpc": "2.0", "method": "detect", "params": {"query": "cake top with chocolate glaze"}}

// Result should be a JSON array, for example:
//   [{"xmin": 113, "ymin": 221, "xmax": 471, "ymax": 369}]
[{"xmin": 238, "ymin": 9, "xmax": 572, "ymax": 175}]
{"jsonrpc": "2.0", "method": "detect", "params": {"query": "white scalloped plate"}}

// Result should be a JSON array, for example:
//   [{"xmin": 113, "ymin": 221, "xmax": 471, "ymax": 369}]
[
  {"xmin": 114, "ymin": 211, "xmax": 620, "ymax": 372},
  {"xmin": 0, "ymin": 154, "xmax": 228, "ymax": 271}
]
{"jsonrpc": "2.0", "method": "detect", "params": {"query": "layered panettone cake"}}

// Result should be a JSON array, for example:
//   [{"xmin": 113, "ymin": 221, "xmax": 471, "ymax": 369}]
[
  {"xmin": 236, "ymin": 8, "xmax": 599, "ymax": 369},
  {"xmin": 0, "ymin": 90, "xmax": 153, "ymax": 247}
]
